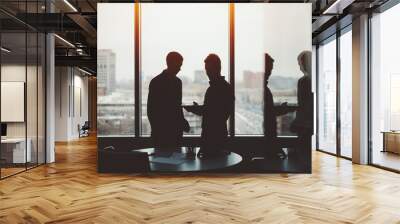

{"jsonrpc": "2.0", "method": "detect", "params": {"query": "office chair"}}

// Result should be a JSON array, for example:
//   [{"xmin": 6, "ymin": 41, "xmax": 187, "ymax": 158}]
[{"xmin": 79, "ymin": 121, "xmax": 90, "ymax": 138}]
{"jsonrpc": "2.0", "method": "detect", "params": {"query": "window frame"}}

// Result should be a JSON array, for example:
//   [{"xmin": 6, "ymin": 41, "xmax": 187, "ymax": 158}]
[{"xmin": 315, "ymin": 24, "xmax": 353, "ymax": 160}]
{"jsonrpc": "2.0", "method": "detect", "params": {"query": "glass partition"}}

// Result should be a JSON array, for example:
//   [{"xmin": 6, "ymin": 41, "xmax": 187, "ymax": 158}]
[
  {"xmin": 0, "ymin": 1, "xmax": 46, "ymax": 179},
  {"xmin": 1, "ymin": 31, "xmax": 28, "ymax": 177},
  {"xmin": 317, "ymin": 37, "xmax": 337, "ymax": 154}
]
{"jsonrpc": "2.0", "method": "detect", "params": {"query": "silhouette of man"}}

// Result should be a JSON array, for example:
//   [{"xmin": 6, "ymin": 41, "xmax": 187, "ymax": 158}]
[
  {"xmin": 291, "ymin": 51, "xmax": 313, "ymax": 135},
  {"xmin": 264, "ymin": 53, "xmax": 294, "ymax": 159},
  {"xmin": 291, "ymin": 51, "xmax": 313, "ymax": 172},
  {"xmin": 185, "ymin": 54, "xmax": 234, "ymax": 157},
  {"xmin": 147, "ymin": 51, "xmax": 190, "ymax": 150}
]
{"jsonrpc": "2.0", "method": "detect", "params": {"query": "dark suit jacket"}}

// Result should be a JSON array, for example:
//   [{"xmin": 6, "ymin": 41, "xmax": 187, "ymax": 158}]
[
  {"xmin": 263, "ymin": 82, "xmax": 277, "ymax": 139},
  {"xmin": 291, "ymin": 75, "xmax": 313, "ymax": 135},
  {"xmin": 192, "ymin": 76, "xmax": 234, "ymax": 149},
  {"xmin": 147, "ymin": 70, "xmax": 186, "ymax": 148}
]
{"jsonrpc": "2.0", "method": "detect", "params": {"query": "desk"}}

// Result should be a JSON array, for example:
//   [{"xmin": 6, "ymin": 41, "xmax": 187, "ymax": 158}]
[
  {"xmin": 1, "ymin": 138, "xmax": 31, "ymax": 163},
  {"xmin": 135, "ymin": 148, "xmax": 242, "ymax": 172},
  {"xmin": 382, "ymin": 131, "xmax": 400, "ymax": 154}
]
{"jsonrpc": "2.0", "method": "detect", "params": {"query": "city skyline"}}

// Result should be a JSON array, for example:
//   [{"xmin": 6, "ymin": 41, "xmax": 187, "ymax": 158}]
[
  {"xmin": 98, "ymin": 3, "xmax": 311, "ymax": 83},
  {"xmin": 97, "ymin": 3, "xmax": 310, "ymax": 137}
]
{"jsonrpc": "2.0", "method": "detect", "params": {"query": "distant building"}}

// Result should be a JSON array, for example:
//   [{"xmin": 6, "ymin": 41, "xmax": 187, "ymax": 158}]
[
  {"xmin": 243, "ymin": 70, "xmax": 263, "ymax": 89},
  {"xmin": 97, "ymin": 49, "xmax": 116, "ymax": 96},
  {"xmin": 194, "ymin": 70, "xmax": 207, "ymax": 84}
]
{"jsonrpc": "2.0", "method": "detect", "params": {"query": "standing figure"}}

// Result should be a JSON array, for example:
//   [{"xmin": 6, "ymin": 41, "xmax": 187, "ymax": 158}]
[
  {"xmin": 291, "ymin": 51, "xmax": 313, "ymax": 172},
  {"xmin": 263, "ymin": 53, "xmax": 294, "ymax": 159},
  {"xmin": 147, "ymin": 51, "xmax": 190, "ymax": 150},
  {"xmin": 185, "ymin": 54, "xmax": 234, "ymax": 158}
]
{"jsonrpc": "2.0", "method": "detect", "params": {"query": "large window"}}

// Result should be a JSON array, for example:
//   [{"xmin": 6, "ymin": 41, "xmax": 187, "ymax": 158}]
[
  {"xmin": 370, "ymin": 4, "xmax": 400, "ymax": 171},
  {"xmin": 316, "ymin": 28, "xmax": 354, "ymax": 159},
  {"xmin": 339, "ymin": 28, "xmax": 352, "ymax": 158},
  {"xmin": 97, "ymin": 3, "xmax": 311, "ymax": 137},
  {"xmin": 235, "ymin": 4, "xmax": 311, "ymax": 136},
  {"xmin": 140, "ymin": 3, "xmax": 229, "ymax": 136},
  {"xmin": 317, "ymin": 37, "xmax": 337, "ymax": 154},
  {"xmin": 97, "ymin": 4, "xmax": 135, "ymax": 136}
]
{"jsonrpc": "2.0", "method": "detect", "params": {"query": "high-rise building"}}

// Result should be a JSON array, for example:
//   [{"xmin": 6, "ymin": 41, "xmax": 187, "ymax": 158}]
[
  {"xmin": 194, "ymin": 70, "xmax": 207, "ymax": 84},
  {"xmin": 97, "ymin": 49, "xmax": 116, "ymax": 96},
  {"xmin": 243, "ymin": 70, "xmax": 263, "ymax": 89}
]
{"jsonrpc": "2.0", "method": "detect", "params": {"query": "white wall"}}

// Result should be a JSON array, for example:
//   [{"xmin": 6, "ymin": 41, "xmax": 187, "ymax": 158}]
[
  {"xmin": 1, "ymin": 65, "xmax": 39, "ymax": 139},
  {"xmin": 55, "ymin": 66, "xmax": 69, "ymax": 141},
  {"xmin": 1, "ymin": 66, "xmax": 26, "ymax": 138},
  {"xmin": 1, "ymin": 63, "xmax": 46, "ymax": 164},
  {"xmin": 55, "ymin": 67, "xmax": 89, "ymax": 141}
]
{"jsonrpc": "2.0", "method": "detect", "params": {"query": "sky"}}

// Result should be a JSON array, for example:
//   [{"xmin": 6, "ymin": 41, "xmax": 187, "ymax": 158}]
[{"xmin": 97, "ymin": 3, "xmax": 311, "ymax": 82}]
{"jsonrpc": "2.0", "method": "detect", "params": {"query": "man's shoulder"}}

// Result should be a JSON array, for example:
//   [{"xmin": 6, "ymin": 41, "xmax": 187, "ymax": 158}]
[
  {"xmin": 218, "ymin": 79, "xmax": 233, "ymax": 99},
  {"xmin": 227, "ymin": 81, "xmax": 234, "ymax": 94},
  {"xmin": 150, "ymin": 73, "xmax": 164, "ymax": 85},
  {"xmin": 221, "ymin": 79, "xmax": 232, "ymax": 90},
  {"xmin": 264, "ymin": 85, "xmax": 272, "ymax": 95},
  {"xmin": 174, "ymin": 77, "xmax": 182, "ymax": 84},
  {"xmin": 298, "ymin": 76, "xmax": 311, "ymax": 86},
  {"xmin": 299, "ymin": 75, "xmax": 311, "ymax": 82}
]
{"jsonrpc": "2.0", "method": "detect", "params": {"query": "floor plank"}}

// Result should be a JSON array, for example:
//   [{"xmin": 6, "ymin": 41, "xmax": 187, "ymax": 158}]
[{"xmin": 1, "ymin": 135, "xmax": 400, "ymax": 223}]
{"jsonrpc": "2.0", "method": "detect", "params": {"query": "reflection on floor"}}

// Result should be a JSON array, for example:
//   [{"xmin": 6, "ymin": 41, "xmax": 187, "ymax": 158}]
[
  {"xmin": 0, "ymin": 167, "xmax": 25, "ymax": 178},
  {"xmin": 0, "ymin": 162, "xmax": 43, "ymax": 179},
  {"xmin": 373, "ymin": 150, "xmax": 400, "ymax": 171},
  {"xmin": 230, "ymin": 148, "xmax": 309, "ymax": 173}
]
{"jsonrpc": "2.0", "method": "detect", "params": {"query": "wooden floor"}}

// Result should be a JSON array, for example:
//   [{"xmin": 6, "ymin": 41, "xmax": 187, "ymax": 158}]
[{"xmin": 1, "ymin": 136, "xmax": 400, "ymax": 223}]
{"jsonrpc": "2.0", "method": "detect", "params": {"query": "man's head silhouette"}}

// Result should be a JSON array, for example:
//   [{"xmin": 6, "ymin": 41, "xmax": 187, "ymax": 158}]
[
  {"xmin": 204, "ymin": 54, "xmax": 221, "ymax": 81},
  {"xmin": 297, "ymin": 50, "xmax": 312, "ymax": 76},
  {"xmin": 264, "ymin": 53, "xmax": 274, "ymax": 81},
  {"xmin": 166, "ymin": 51, "xmax": 183, "ymax": 76}
]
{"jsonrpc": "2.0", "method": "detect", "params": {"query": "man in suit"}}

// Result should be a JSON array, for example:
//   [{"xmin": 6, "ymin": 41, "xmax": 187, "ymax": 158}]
[
  {"xmin": 264, "ymin": 53, "xmax": 295, "ymax": 159},
  {"xmin": 147, "ymin": 51, "xmax": 190, "ymax": 150},
  {"xmin": 291, "ymin": 50, "xmax": 313, "ymax": 172},
  {"xmin": 185, "ymin": 54, "xmax": 234, "ymax": 158}
]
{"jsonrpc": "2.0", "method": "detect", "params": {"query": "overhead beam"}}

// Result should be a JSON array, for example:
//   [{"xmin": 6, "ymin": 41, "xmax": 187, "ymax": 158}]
[
  {"xmin": 323, "ymin": 0, "xmax": 356, "ymax": 14},
  {"xmin": 67, "ymin": 13, "xmax": 97, "ymax": 45},
  {"xmin": 14, "ymin": 13, "xmax": 82, "ymax": 32},
  {"xmin": 55, "ymin": 55, "xmax": 96, "ymax": 71}
]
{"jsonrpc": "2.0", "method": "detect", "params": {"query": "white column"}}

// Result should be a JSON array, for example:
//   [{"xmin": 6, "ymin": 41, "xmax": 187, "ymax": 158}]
[
  {"xmin": 46, "ymin": 33, "xmax": 55, "ymax": 163},
  {"xmin": 352, "ymin": 14, "xmax": 369, "ymax": 164}
]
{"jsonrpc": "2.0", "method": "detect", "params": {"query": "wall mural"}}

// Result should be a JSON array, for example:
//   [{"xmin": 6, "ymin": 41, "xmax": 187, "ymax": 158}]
[{"xmin": 97, "ymin": 3, "xmax": 313, "ymax": 173}]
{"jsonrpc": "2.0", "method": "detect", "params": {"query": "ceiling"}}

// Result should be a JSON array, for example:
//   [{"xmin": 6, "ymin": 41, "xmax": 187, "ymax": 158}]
[{"xmin": 0, "ymin": 0, "xmax": 391, "ymax": 74}]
